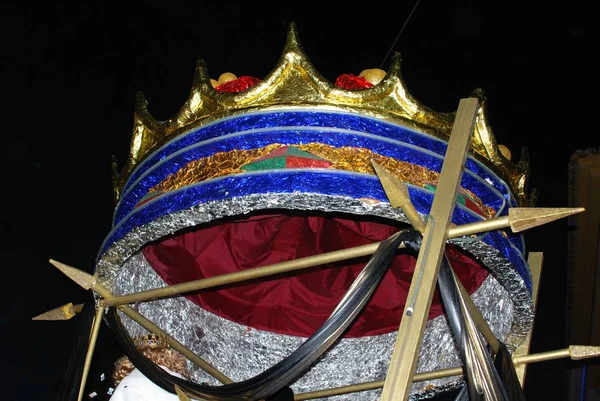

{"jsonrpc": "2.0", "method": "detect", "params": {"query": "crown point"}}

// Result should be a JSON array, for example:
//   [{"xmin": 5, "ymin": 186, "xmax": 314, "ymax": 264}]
[
  {"xmin": 195, "ymin": 58, "xmax": 207, "ymax": 69},
  {"xmin": 135, "ymin": 91, "xmax": 148, "ymax": 111},
  {"xmin": 284, "ymin": 21, "xmax": 302, "ymax": 53},
  {"xmin": 519, "ymin": 147, "xmax": 530, "ymax": 164},
  {"xmin": 191, "ymin": 59, "xmax": 212, "ymax": 91},
  {"xmin": 194, "ymin": 59, "xmax": 209, "ymax": 76},
  {"xmin": 470, "ymin": 87, "xmax": 487, "ymax": 101},
  {"xmin": 385, "ymin": 52, "xmax": 402, "ymax": 79}
]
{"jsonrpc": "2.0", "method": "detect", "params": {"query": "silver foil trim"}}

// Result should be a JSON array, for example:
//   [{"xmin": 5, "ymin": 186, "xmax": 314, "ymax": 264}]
[
  {"xmin": 96, "ymin": 193, "xmax": 533, "ymax": 343},
  {"xmin": 97, "ymin": 192, "xmax": 534, "ymax": 398},
  {"xmin": 114, "ymin": 251, "xmax": 515, "ymax": 400}
]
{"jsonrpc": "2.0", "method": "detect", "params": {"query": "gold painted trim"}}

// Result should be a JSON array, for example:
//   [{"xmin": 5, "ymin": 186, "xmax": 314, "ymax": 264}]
[{"xmin": 144, "ymin": 142, "xmax": 495, "ymax": 218}]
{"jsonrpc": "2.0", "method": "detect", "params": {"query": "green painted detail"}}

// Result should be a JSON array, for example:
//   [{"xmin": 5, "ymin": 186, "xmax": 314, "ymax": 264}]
[{"xmin": 241, "ymin": 157, "xmax": 287, "ymax": 171}]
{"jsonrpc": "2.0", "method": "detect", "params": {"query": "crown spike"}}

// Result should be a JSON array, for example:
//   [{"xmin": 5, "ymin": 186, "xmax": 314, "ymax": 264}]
[
  {"xmin": 519, "ymin": 146, "xmax": 530, "ymax": 166},
  {"xmin": 515, "ymin": 146, "xmax": 535, "ymax": 204},
  {"xmin": 470, "ymin": 87, "xmax": 487, "ymax": 102},
  {"xmin": 283, "ymin": 21, "xmax": 302, "ymax": 53},
  {"xmin": 467, "ymin": 85, "xmax": 530, "ymax": 205},
  {"xmin": 135, "ymin": 91, "xmax": 148, "ymax": 111},
  {"xmin": 384, "ymin": 52, "xmax": 453, "ymax": 131},
  {"xmin": 386, "ymin": 52, "xmax": 402, "ymax": 78},
  {"xmin": 112, "ymin": 26, "xmax": 533, "ymax": 207},
  {"xmin": 163, "ymin": 58, "xmax": 224, "ymax": 134},
  {"xmin": 133, "ymin": 91, "xmax": 161, "ymax": 129},
  {"xmin": 133, "ymin": 91, "xmax": 162, "ymax": 139},
  {"xmin": 110, "ymin": 155, "xmax": 121, "ymax": 203},
  {"xmin": 122, "ymin": 91, "xmax": 164, "ymax": 183},
  {"xmin": 191, "ymin": 59, "xmax": 212, "ymax": 92}
]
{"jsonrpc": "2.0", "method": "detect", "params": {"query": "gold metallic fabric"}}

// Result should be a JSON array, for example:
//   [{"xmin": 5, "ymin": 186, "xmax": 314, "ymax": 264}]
[{"xmin": 148, "ymin": 142, "xmax": 494, "ymax": 218}]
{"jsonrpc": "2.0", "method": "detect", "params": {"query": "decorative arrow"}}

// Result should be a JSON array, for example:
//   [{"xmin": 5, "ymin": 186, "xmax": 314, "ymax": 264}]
[
  {"xmin": 77, "ymin": 305, "xmax": 105, "ymax": 401},
  {"xmin": 379, "ymin": 97, "xmax": 479, "ymax": 401},
  {"xmin": 371, "ymin": 159, "xmax": 501, "ymax": 353},
  {"xmin": 48, "ymin": 259, "xmax": 233, "ymax": 385},
  {"xmin": 293, "ymin": 345, "xmax": 600, "ymax": 400},
  {"xmin": 370, "ymin": 160, "xmax": 426, "ymax": 233},
  {"xmin": 32, "ymin": 302, "xmax": 84, "ymax": 320},
  {"xmin": 98, "ymin": 205, "xmax": 584, "ymax": 309}
]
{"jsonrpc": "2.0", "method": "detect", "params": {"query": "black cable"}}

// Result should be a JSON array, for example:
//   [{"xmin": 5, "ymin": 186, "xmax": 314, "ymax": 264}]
[
  {"xmin": 494, "ymin": 342, "xmax": 527, "ymax": 401},
  {"xmin": 105, "ymin": 228, "xmax": 420, "ymax": 400}
]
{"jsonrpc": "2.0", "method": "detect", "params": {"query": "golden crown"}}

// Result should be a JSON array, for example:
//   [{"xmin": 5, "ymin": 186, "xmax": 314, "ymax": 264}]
[{"xmin": 111, "ymin": 22, "xmax": 532, "ymax": 205}]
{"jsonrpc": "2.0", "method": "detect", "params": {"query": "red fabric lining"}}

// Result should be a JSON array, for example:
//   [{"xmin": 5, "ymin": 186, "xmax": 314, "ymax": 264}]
[{"xmin": 143, "ymin": 214, "xmax": 488, "ymax": 338}]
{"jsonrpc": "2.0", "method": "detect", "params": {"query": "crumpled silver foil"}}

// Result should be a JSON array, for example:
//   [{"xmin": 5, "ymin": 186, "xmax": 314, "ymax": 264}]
[
  {"xmin": 97, "ymin": 192, "xmax": 533, "ymax": 399},
  {"xmin": 114, "ymin": 250, "xmax": 516, "ymax": 400}
]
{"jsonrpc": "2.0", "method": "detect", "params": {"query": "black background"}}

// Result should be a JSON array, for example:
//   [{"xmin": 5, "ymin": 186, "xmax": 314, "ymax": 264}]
[{"xmin": 0, "ymin": 2, "xmax": 596, "ymax": 400}]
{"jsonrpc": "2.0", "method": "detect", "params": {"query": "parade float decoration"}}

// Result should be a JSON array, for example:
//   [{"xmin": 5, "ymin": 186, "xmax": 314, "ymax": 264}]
[{"xmin": 38, "ymin": 23, "xmax": 599, "ymax": 401}]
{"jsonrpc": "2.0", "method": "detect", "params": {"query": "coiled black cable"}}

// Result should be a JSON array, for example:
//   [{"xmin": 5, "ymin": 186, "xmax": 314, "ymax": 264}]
[{"xmin": 105, "ymin": 228, "xmax": 421, "ymax": 400}]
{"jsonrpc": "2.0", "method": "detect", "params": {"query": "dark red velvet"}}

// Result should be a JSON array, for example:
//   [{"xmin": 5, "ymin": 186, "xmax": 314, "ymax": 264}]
[{"xmin": 142, "ymin": 214, "xmax": 488, "ymax": 338}]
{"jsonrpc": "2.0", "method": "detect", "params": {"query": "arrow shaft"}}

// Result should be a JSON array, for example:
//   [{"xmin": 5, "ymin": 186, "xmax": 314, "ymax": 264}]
[
  {"xmin": 90, "ymin": 278, "xmax": 233, "ymax": 384},
  {"xmin": 380, "ymin": 97, "xmax": 479, "ymax": 401},
  {"xmin": 100, "ymin": 212, "xmax": 514, "ymax": 308},
  {"xmin": 97, "ymin": 206, "xmax": 582, "ymax": 309},
  {"xmin": 78, "ymin": 305, "xmax": 105, "ymax": 401},
  {"xmin": 293, "ymin": 347, "xmax": 573, "ymax": 400}
]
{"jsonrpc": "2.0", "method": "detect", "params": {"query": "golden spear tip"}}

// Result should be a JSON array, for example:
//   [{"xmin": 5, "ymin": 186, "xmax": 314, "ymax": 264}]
[
  {"xmin": 32, "ymin": 302, "xmax": 81, "ymax": 321},
  {"xmin": 371, "ymin": 159, "xmax": 427, "ymax": 233},
  {"xmin": 49, "ymin": 259, "xmax": 95, "ymax": 290},
  {"xmin": 370, "ymin": 160, "xmax": 410, "ymax": 208},
  {"xmin": 508, "ymin": 207, "xmax": 586, "ymax": 233},
  {"xmin": 569, "ymin": 345, "xmax": 600, "ymax": 360}
]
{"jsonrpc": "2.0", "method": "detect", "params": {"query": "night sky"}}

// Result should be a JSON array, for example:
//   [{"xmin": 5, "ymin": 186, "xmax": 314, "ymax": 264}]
[{"xmin": 0, "ymin": 2, "xmax": 595, "ymax": 400}]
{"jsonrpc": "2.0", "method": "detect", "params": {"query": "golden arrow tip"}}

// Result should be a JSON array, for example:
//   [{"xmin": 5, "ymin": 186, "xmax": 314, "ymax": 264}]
[
  {"xmin": 32, "ymin": 302, "xmax": 77, "ymax": 321},
  {"xmin": 49, "ymin": 259, "xmax": 95, "ymax": 290},
  {"xmin": 371, "ymin": 159, "xmax": 426, "ymax": 233},
  {"xmin": 508, "ymin": 207, "xmax": 585, "ymax": 233},
  {"xmin": 570, "ymin": 345, "xmax": 600, "ymax": 360},
  {"xmin": 370, "ymin": 159, "xmax": 411, "ymax": 208}
]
